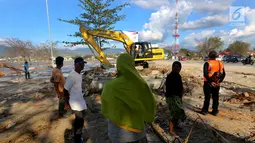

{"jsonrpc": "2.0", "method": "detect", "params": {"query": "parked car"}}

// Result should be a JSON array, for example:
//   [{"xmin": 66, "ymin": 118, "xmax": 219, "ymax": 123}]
[
  {"xmin": 204, "ymin": 56, "xmax": 222, "ymax": 61},
  {"xmin": 223, "ymin": 55, "xmax": 238, "ymax": 63},
  {"xmin": 236, "ymin": 56, "xmax": 245, "ymax": 62},
  {"xmin": 178, "ymin": 56, "xmax": 188, "ymax": 61}
]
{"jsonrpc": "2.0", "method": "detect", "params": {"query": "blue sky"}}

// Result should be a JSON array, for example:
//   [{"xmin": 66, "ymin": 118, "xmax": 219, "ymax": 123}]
[{"xmin": 0, "ymin": 0, "xmax": 255, "ymax": 50}]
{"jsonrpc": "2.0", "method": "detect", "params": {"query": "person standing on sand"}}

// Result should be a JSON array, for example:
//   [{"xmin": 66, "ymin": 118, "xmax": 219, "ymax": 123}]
[
  {"xmin": 201, "ymin": 51, "xmax": 226, "ymax": 116},
  {"xmin": 24, "ymin": 61, "xmax": 30, "ymax": 79},
  {"xmin": 101, "ymin": 53, "xmax": 156, "ymax": 143},
  {"xmin": 165, "ymin": 61, "xmax": 186, "ymax": 134},
  {"xmin": 50, "ymin": 56, "xmax": 70, "ymax": 118},
  {"xmin": 64, "ymin": 57, "xmax": 87, "ymax": 143}
]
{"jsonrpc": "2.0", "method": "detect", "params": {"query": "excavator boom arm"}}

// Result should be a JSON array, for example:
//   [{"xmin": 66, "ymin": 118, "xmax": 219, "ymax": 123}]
[
  {"xmin": 80, "ymin": 26, "xmax": 134, "ymax": 53},
  {"xmin": 80, "ymin": 26, "xmax": 112, "ymax": 67}
]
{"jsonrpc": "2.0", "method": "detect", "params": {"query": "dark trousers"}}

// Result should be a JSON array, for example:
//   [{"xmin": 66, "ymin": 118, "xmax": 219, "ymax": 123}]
[
  {"xmin": 202, "ymin": 82, "xmax": 220, "ymax": 112},
  {"xmin": 58, "ymin": 97, "xmax": 65, "ymax": 116},
  {"xmin": 73, "ymin": 110, "xmax": 86, "ymax": 143},
  {"xmin": 25, "ymin": 72, "xmax": 30, "ymax": 79}
]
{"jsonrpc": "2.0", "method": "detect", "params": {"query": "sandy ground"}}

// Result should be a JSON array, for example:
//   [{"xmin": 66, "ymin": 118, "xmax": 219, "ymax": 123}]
[
  {"xmin": 152, "ymin": 60, "xmax": 255, "ymax": 143},
  {"xmin": 0, "ymin": 60, "xmax": 254, "ymax": 143}
]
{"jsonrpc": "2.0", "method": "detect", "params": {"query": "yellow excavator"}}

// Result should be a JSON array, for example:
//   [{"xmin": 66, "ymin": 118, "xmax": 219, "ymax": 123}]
[{"xmin": 79, "ymin": 26, "xmax": 164, "ymax": 68}]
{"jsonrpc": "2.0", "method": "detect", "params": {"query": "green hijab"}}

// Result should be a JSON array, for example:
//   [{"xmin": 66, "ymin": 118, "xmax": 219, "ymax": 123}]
[{"xmin": 101, "ymin": 53, "xmax": 156, "ymax": 130}]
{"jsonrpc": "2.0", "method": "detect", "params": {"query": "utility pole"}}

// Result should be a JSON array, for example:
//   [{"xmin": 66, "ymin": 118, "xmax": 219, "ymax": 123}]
[{"xmin": 46, "ymin": 0, "xmax": 54, "ymax": 67}]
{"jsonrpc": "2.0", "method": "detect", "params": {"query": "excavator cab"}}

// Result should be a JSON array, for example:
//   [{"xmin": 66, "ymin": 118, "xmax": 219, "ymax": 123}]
[
  {"xmin": 130, "ymin": 42, "xmax": 153, "ymax": 59},
  {"xmin": 130, "ymin": 42, "xmax": 154, "ymax": 68}
]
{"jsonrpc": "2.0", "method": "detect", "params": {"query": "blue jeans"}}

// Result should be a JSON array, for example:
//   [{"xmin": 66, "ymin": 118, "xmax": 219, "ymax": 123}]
[{"xmin": 108, "ymin": 121, "xmax": 147, "ymax": 143}]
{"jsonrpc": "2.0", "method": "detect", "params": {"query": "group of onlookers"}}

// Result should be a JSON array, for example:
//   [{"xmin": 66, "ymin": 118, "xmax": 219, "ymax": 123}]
[{"xmin": 48, "ymin": 50, "xmax": 225, "ymax": 143}]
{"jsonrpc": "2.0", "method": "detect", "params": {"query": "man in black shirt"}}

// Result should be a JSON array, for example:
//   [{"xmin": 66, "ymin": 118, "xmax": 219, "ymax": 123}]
[{"xmin": 165, "ymin": 61, "xmax": 186, "ymax": 133}]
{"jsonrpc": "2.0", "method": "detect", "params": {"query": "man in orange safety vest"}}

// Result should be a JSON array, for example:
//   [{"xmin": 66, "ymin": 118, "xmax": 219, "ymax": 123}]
[{"xmin": 201, "ymin": 51, "xmax": 226, "ymax": 116}]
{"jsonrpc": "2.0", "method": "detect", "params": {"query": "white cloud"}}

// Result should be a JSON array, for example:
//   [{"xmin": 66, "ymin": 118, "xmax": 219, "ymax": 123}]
[
  {"xmin": 181, "ymin": 7, "xmax": 255, "ymax": 50},
  {"xmin": 181, "ymin": 30, "xmax": 216, "ymax": 49},
  {"xmin": 228, "ymin": 7, "xmax": 255, "ymax": 39},
  {"xmin": 130, "ymin": 0, "xmax": 169, "ymax": 9},
  {"xmin": 246, "ymin": 7, "xmax": 255, "ymax": 25},
  {"xmin": 63, "ymin": 44, "xmax": 88, "ymax": 50},
  {"xmin": 137, "ymin": 0, "xmax": 234, "ymax": 42},
  {"xmin": 230, "ymin": 25, "xmax": 255, "ymax": 38},
  {"xmin": 191, "ymin": 0, "xmax": 234, "ymax": 15},
  {"xmin": 139, "ymin": 30, "xmax": 164, "ymax": 42},
  {"xmin": 180, "ymin": 15, "xmax": 229, "ymax": 30},
  {"xmin": 132, "ymin": 0, "xmax": 234, "ymax": 15},
  {"xmin": 139, "ymin": 1, "xmax": 193, "ymax": 42},
  {"xmin": 135, "ymin": 0, "xmax": 255, "ymax": 50},
  {"xmin": 0, "ymin": 38, "xmax": 7, "ymax": 48}
]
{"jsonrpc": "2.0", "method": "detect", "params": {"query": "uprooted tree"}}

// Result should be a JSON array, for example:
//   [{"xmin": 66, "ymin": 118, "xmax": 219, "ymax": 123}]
[
  {"xmin": 227, "ymin": 41, "xmax": 250, "ymax": 56},
  {"xmin": 58, "ymin": 0, "xmax": 129, "ymax": 51},
  {"xmin": 196, "ymin": 37, "xmax": 224, "ymax": 57}
]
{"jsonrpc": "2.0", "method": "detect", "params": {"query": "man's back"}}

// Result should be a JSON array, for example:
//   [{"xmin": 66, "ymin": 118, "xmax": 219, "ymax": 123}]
[
  {"xmin": 24, "ymin": 63, "xmax": 29, "ymax": 72},
  {"xmin": 64, "ymin": 70, "xmax": 87, "ymax": 111},
  {"xmin": 51, "ymin": 68, "xmax": 65, "ymax": 93}
]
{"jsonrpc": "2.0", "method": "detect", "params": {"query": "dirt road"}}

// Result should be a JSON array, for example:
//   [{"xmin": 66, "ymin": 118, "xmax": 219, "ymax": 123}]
[{"xmin": 155, "ymin": 60, "xmax": 255, "ymax": 89}]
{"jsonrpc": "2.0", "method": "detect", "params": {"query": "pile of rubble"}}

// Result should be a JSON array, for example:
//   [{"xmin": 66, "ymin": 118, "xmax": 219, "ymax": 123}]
[
  {"xmin": 138, "ymin": 65, "xmax": 169, "ymax": 76},
  {"xmin": 181, "ymin": 73, "xmax": 203, "ymax": 87},
  {"xmin": 82, "ymin": 67, "xmax": 117, "ymax": 96},
  {"xmin": 224, "ymin": 92, "xmax": 255, "ymax": 106}
]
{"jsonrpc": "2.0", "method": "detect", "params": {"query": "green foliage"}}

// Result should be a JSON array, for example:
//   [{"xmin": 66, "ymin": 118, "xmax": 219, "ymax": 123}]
[
  {"xmin": 179, "ymin": 48, "xmax": 196, "ymax": 59},
  {"xmin": 58, "ymin": 0, "xmax": 129, "ymax": 48},
  {"xmin": 227, "ymin": 41, "xmax": 250, "ymax": 56},
  {"xmin": 196, "ymin": 37, "xmax": 224, "ymax": 57}
]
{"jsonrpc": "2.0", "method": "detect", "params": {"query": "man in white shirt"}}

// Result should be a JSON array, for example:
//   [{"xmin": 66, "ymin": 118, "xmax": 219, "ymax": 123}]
[{"xmin": 64, "ymin": 57, "xmax": 87, "ymax": 143}]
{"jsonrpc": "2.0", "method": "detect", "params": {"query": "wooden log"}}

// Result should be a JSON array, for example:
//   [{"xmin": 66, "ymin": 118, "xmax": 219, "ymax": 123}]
[{"xmin": 151, "ymin": 123, "xmax": 183, "ymax": 143}]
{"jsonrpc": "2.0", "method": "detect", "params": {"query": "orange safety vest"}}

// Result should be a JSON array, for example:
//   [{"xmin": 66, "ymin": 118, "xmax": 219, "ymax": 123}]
[{"xmin": 204, "ymin": 60, "xmax": 224, "ymax": 81}]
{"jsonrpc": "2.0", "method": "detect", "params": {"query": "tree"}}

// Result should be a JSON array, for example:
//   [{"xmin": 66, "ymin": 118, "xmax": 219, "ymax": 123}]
[
  {"xmin": 5, "ymin": 38, "xmax": 33, "ymax": 63},
  {"xmin": 227, "ymin": 41, "xmax": 250, "ymax": 56},
  {"xmin": 32, "ymin": 41, "xmax": 59, "ymax": 61},
  {"xmin": 179, "ymin": 48, "xmax": 196, "ymax": 59},
  {"xmin": 196, "ymin": 37, "xmax": 224, "ymax": 57},
  {"xmin": 253, "ymin": 48, "xmax": 255, "ymax": 52},
  {"xmin": 59, "ymin": 0, "xmax": 129, "ymax": 50},
  {"xmin": 179, "ymin": 48, "xmax": 190, "ymax": 56}
]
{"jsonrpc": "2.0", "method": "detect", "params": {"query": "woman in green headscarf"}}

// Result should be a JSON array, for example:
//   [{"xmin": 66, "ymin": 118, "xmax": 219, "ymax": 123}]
[{"xmin": 101, "ymin": 53, "xmax": 156, "ymax": 143}]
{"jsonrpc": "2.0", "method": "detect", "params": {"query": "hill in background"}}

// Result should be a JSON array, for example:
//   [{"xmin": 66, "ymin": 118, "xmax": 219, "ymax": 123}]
[
  {"xmin": 57, "ymin": 48, "xmax": 125, "ymax": 56},
  {"xmin": 0, "ymin": 47, "xmax": 126, "ymax": 57}
]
